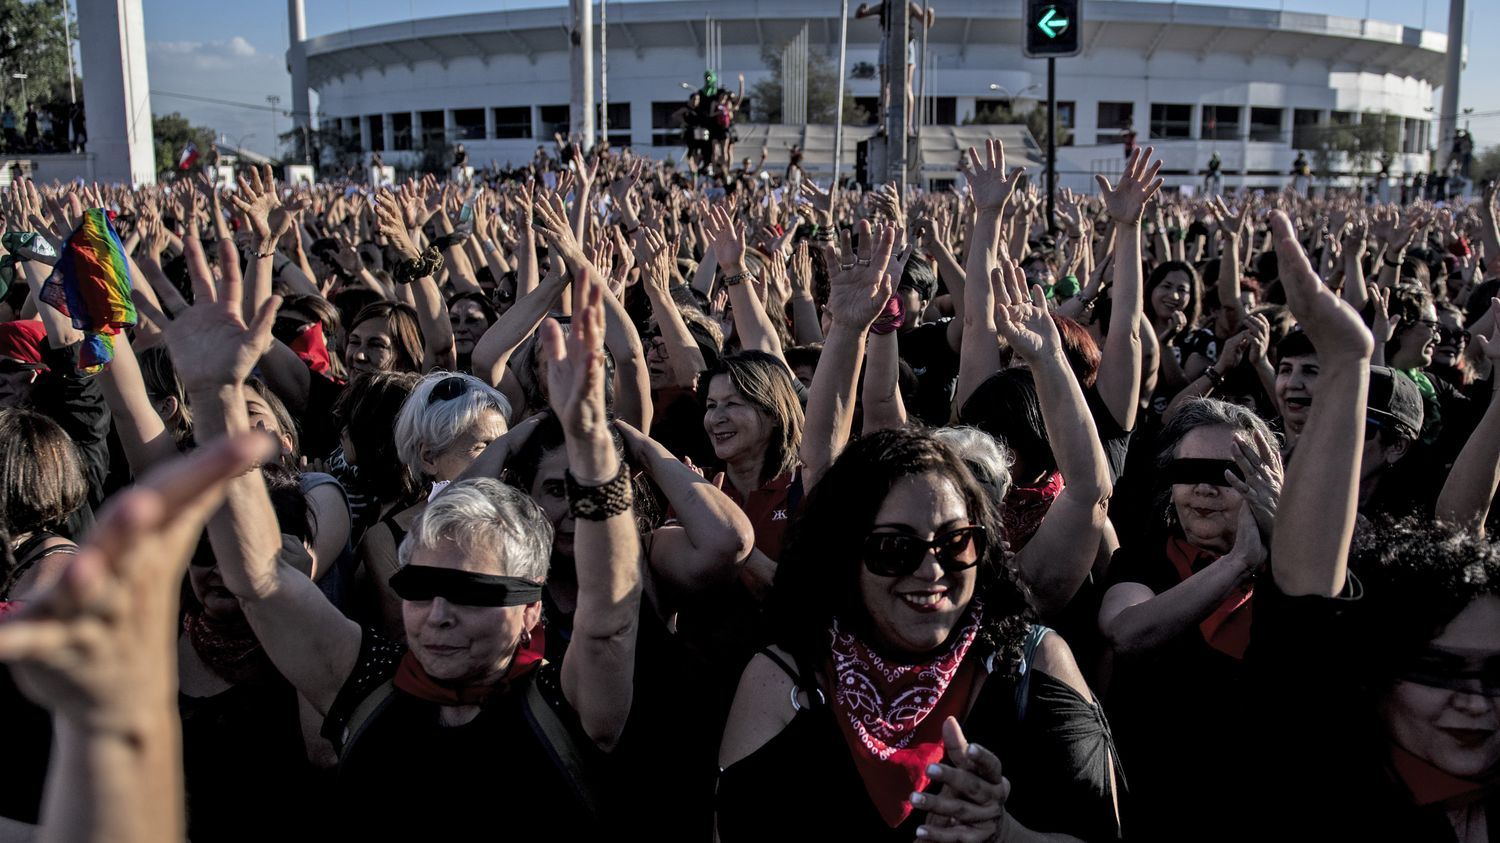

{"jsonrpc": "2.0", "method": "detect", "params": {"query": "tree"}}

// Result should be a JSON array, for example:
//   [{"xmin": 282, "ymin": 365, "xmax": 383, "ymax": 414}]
[
  {"xmin": 0, "ymin": 0, "xmax": 78, "ymax": 109},
  {"xmin": 1309, "ymin": 112, "xmax": 1401, "ymax": 185},
  {"xmin": 1473, "ymin": 145, "xmax": 1500, "ymax": 185},
  {"xmin": 152, "ymin": 113, "xmax": 216, "ymax": 179},
  {"xmin": 750, "ymin": 41, "xmax": 869, "ymax": 125},
  {"xmin": 966, "ymin": 101, "xmax": 1071, "ymax": 148}
]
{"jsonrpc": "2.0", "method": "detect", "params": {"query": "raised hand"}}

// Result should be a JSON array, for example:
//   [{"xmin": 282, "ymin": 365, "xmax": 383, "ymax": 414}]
[
  {"xmin": 1226, "ymin": 428, "xmax": 1283, "ymax": 545},
  {"xmin": 991, "ymin": 255, "xmax": 1061, "ymax": 363},
  {"xmin": 0, "ymin": 432, "xmax": 274, "ymax": 729},
  {"xmin": 540, "ymin": 266, "xmax": 614, "ymax": 482},
  {"xmin": 1270, "ymin": 210, "xmax": 1373, "ymax": 361},
  {"xmin": 820, "ymin": 219, "xmax": 896, "ymax": 329},
  {"xmin": 373, "ymin": 191, "xmax": 421, "ymax": 260},
  {"xmin": 799, "ymin": 179, "xmax": 835, "ymax": 225},
  {"xmin": 1096, "ymin": 146, "xmax": 1164, "ymax": 224},
  {"xmin": 227, "ymin": 164, "xmax": 280, "ymax": 244},
  {"xmin": 963, "ymin": 138, "xmax": 1024, "ymax": 213},
  {"xmin": 131, "ymin": 236, "xmax": 280, "ymax": 392},
  {"xmin": 703, "ymin": 203, "xmax": 747, "ymax": 271}
]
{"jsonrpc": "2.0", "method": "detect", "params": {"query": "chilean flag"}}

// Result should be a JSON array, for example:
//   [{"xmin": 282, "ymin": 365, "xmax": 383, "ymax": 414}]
[{"xmin": 178, "ymin": 142, "xmax": 199, "ymax": 170}]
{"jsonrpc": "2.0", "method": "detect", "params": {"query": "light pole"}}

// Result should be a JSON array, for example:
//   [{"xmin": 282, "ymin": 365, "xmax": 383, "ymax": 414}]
[
  {"xmin": 267, "ymin": 95, "xmax": 281, "ymax": 157},
  {"xmin": 61, "ymin": 0, "xmax": 75, "ymax": 104},
  {"xmin": 986, "ymin": 83, "xmax": 1041, "ymax": 111}
]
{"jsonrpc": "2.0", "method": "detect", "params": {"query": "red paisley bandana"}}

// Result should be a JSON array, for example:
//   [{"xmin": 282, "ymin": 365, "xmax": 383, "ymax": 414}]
[
  {"xmin": 394, "ymin": 622, "xmax": 546, "ymax": 707},
  {"xmin": 827, "ymin": 607, "xmax": 983, "ymax": 827},
  {"xmin": 1002, "ymin": 470, "xmax": 1064, "ymax": 553}
]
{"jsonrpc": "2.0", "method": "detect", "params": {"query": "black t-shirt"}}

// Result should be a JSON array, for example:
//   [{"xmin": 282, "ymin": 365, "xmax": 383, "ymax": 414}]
[
  {"xmin": 897, "ymin": 319, "xmax": 959, "ymax": 426},
  {"xmin": 1083, "ymin": 383, "xmax": 1133, "ymax": 484}
]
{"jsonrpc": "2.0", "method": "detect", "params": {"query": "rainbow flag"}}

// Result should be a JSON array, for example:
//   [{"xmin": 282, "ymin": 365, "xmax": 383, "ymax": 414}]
[{"xmin": 38, "ymin": 208, "xmax": 136, "ymax": 374}]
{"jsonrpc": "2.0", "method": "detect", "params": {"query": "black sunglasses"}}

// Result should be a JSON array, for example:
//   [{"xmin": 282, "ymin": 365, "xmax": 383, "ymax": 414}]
[
  {"xmin": 862, "ymin": 525, "xmax": 987, "ymax": 578},
  {"xmin": 427, "ymin": 374, "xmax": 471, "ymax": 405}
]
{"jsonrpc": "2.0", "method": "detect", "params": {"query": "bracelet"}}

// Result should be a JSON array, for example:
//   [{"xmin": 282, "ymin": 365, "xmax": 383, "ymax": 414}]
[
  {"xmin": 869, "ymin": 295, "xmax": 905, "ymax": 335},
  {"xmin": 255, "ymin": 248, "xmax": 276, "ymax": 260},
  {"xmin": 564, "ymin": 465, "xmax": 633, "ymax": 521},
  {"xmin": 1204, "ymin": 367, "xmax": 1224, "ymax": 388},
  {"xmin": 393, "ymin": 245, "xmax": 443, "ymax": 285},
  {"xmin": 722, "ymin": 271, "xmax": 754, "ymax": 288},
  {"xmin": 1384, "ymin": 255, "xmax": 1402, "ymax": 268}
]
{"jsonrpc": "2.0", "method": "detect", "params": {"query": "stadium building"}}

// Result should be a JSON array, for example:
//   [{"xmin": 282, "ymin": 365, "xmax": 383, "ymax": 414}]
[{"xmin": 301, "ymin": 0, "xmax": 1451, "ymax": 190}]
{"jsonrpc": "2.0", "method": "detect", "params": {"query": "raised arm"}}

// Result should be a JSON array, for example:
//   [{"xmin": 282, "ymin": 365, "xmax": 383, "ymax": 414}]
[
  {"xmin": 1339, "ymin": 216, "xmax": 1370, "ymax": 314},
  {"xmin": 1094, "ymin": 147, "xmax": 1162, "ymax": 432},
  {"xmin": 800, "ymin": 220, "xmax": 896, "ymax": 488},
  {"xmin": 131, "ymin": 234, "xmax": 361, "ymax": 717},
  {"xmin": 1435, "ymin": 300, "xmax": 1500, "ymax": 536},
  {"xmin": 375, "ymin": 191, "xmax": 457, "ymax": 373},
  {"xmin": 637, "ymin": 226, "xmax": 707, "ymax": 388},
  {"xmin": 704, "ymin": 204, "xmax": 786, "ymax": 364},
  {"xmin": 954, "ymin": 139, "xmax": 1023, "ymax": 414},
  {"xmin": 991, "ymin": 262, "xmax": 1113, "ymax": 617},
  {"xmin": 1268, "ymin": 210, "xmax": 1374, "ymax": 597},
  {"xmin": 544, "ymin": 268, "xmax": 644, "ymax": 751},
  {"xmin": 0, "ymin": 433, "xmax": 271, "ymax": 843}
]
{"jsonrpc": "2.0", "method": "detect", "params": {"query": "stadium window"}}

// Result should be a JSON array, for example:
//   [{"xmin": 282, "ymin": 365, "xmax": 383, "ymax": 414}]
[
  {"xmin": 1292, "ymin": 109, "xmax": 1322, "ymax": 149},
  {"xmin": 929, "ymin": 97, "xmax": 957, "ymax": 125},
  {"xmin": 453, "ymin": 108, "xmax": 485, "ymax": 141},
  {"xmin": 1096, "ymin": 101, "xmax": 1133, "ymax": 144},
  {"xmin": 391, "ymin": 112, "xmax": 413, "ymax": 151},
  {"xmin": 1330, "ymin": 110, "xmax": 1354, "ymax": 126},
  {"xmin": 368, "ymin": 114, "xmax": 384, "ymax": 152},
  {"xmin": 597, "ymin": 102, "xmax": 631, "ymax": 148},
  {"xmin": 1403, "ymin": 118, "xmax": 1428, "ymax": 154},
  {"xmin": 420, "ymin": 110, "xmax": 444, "ymax": 147},
  {"xmin": 539, "ymin": 105, "xmax": 570, "ymax": 141},
  {"xmin": 1149, "ymin": 103, "xmax": 1192, "ymax": 139},
  {"xmin": 493, "ymin": 107, "xmax": 531, "ymax": 140},
  {"xmin": 1201, "ymin": 105, "xmax": 1240, "ymax": 141},
  {"xmin": 854, "ymin": 97, "xmax": 881, "ymax": 126},
  {"xmin": 1248, "ymin": 107, "xmax": 1283, "ymax": 142},
  {"xmin": 652, "ymin": 100, "xmax": 688, "ymax": 147}
]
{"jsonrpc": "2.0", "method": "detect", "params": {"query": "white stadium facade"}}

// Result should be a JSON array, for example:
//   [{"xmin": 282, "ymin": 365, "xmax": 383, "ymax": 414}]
[{"xmin": 302, "ymin": 0, "xmax": 1452, "ymax": 191}]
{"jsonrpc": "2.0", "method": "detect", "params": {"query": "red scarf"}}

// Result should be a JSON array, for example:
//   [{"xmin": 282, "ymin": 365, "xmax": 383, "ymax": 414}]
[
  {"xmin": 1391, "ymin": 744, "xmax": 1495, "ymax": 808},
  {"xmin": 1002, "ymin": 470, "xmax": 1064, "ymax": 553},
  {"xmin": 394, "ymin": 622, "xmax": 546, "ymax": 706},
  {"xmin": 183, "ymin": 609, "xmax": 272, "ymax": 685},
  {"xmin": 288, "ymin": 321, "xmax": 332, "ymax": 376},
  {"xmin": 827, "ymin": 608, "xmax": 983, "ymax": 827},
  {"xmin": 1165, "ymin": 535, "xmax": 1254, "ymax": 660}
]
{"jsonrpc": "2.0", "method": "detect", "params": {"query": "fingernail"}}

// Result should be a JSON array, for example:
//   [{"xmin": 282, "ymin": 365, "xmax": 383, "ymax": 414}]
[
  {"xmin": 910, "ymin": 792, "xmax": 926, "ymax": 806},
  {"xmin": 967, "ymin": 744, "xmax": 982, "ymax": 758},
  {"xmin": 927, "ymin": 763, "xmax": 943, "ymax": 776},
  {"xmin": 916, "ymin": 829, "xmax": 930, "ymax": 839}
]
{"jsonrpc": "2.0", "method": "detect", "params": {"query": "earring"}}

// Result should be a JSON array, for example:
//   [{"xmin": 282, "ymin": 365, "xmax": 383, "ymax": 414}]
[{"xmin": 519, "ymin": 629, "xmax": 532, "ymax": 648}]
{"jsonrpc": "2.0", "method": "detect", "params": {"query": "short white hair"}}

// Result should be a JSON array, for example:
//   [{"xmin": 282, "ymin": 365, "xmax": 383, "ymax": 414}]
[
  {"xmin": 394, "ymin": 371, "xmax": 512, "ymax": 479},
  {"xmin": 398, "ymin": 478, "xmax": 552, "ymax": 581},
  {"xmin": 931, "ymin": 426, "xmax": 1014, "ymax": 503}
]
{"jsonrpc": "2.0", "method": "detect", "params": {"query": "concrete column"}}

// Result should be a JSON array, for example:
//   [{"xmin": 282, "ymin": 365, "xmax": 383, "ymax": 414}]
[
  {"xmin": 569, "ymin": 0, "xmax": 595, "ymax": 148},
  {"xmin": 484, "ymin": 107, "xmax": 496, "ymax": 140},
  {"xmin": 411, "ymin": 110, "xmax": 423, "ymax": 150},
  {"xmin": 444, "ymin": 109, "xmax": 457, "ymax": 144},
  {"xmin": 531, "ymin": 106, "xmax": 543, "ymax": 143},
  {"xmin": 358, "ymin": 115, "xmax": 371, "ymax": 151},
  {"xmin": 382, "ymin": 114, "xmax": 395, "ymax": 152},
  {"xmin": 76, "ymin": 0, "xmax": 156, "ymax": 184},
  {"xmin": 1435, "ymin": 0, "xmax": 1464, "ymax": 175},
  {"xmin": 286, "ymin": 0, "xmax": 310, "ymax": 132}
]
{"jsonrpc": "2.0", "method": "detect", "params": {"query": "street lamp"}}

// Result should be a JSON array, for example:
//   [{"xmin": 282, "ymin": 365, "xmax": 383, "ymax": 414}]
[
  {"xmin": 266, "ymin": 95, "xmax": 281, "ymax": 155},
  {"xmin": 987, "ymin": 83, "xmax": 1041, "ymax": 109},
  {"xmin": 679, "ymin": 82, "xmax": 695, "ymax": 91}
]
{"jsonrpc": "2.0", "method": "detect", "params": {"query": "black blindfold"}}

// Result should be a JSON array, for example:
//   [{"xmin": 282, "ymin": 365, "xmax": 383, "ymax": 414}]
[
  {"xmin": 388, "ymin": 565, "xmax": 543, "ymax": 607},
  {"xmin": 1164, "ymin": 458, "xmax": 1244, "ymax": 488}
]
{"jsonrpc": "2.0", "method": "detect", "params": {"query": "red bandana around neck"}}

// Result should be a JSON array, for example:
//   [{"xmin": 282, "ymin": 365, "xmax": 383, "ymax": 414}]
[
  {"xmin": 183, "ymin": 609, "xmax": 272, "ymax": 686},
  {"xmin": 1003, "ymin": 470, "xmax": 1064, "ymax": 553},
  {"xmin": 394, "ymin": 621, "xmax": 546, "ymax": 707},
  {"xmin": 1165, "ymin": 535, "xmax": 1254, "ymax": 660},
  {"xmin": 827, "ymin": 607, "xmax": 983, "ymax": 827},
  {"xmin": 1390, "ymin": 743, "xmax": 1495, "ymax": 808},
  {"xmin": 288, "ymin": 320, "xmax": 332, "ymax": 376}
]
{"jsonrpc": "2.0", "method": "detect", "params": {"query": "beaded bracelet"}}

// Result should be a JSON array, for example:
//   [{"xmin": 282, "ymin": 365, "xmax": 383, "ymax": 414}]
[
  {"xmin": 393, "ymin": 245, "xmax": 444, "ymax": 285},
  {"xmin": 565, "ymin": 465, "xmax": 633, "ymax": 521},
  {"xmin": 722, "ymin": 271, "xmax": 755, "ymax": 288}
]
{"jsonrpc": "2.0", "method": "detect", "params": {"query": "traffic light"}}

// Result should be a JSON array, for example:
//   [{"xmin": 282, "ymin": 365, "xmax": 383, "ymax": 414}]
[{"xmin": 1025, "ymin": 0, "xmax": 1082, "ymax": 58}]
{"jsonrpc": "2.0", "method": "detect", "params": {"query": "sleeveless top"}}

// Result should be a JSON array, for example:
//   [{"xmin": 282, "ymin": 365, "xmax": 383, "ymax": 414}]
[
  {"xmin": 717, "ymin": 626, "xmax": 1123, "ymax": 841},
  {"xmin": 1, "ymin": 531, "xmax": 78, "ymax": 599},
  {"xmin": 300, "ymin": 471, "xmax": 357, "ymax": 615}
]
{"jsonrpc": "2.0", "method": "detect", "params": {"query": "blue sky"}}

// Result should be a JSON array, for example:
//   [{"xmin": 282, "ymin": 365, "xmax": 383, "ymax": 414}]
[{"xmin": 136, "ymin": 0, "xmax": 1497, "ymax": 159}]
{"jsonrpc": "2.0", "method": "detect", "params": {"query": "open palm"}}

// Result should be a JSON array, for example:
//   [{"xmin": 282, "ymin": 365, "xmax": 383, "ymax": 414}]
[{"xmin": 991, "ymin": 258, "xmax": 1060, "ymax": 363}]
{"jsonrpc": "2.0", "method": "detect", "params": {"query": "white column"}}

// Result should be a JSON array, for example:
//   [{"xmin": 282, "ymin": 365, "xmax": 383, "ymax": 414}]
[
  {"xmin": 77, "ymin": 0, "xmax": 156, "ymax": 184},
  {"xmin": 569, "ymin": 0, "xmax": 595, "ymax": 148},
  {"xmin": 287, "ymin": 0, "xmax": 310, "ymax": 132},
  {"xmin": 444, "ymin": 109, "xmax": 457, "ymax": 144},
  {"xmin": 382, "ymin": 114, "xmax": 395, "ymax": 152},
  {"xmin": 411, "ymin": 110, "xmax": 423, "ymax": 150},
  {"xmin": 358, "ymin": 115, "xmax": 371, "ymax": 150},
  {"xmin": 484, "ymin": 107, "xmax": 496, "ymax": 140}
]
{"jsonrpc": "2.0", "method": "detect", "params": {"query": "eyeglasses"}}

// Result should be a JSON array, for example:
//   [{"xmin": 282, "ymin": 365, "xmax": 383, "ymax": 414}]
[
  {"xmin": 862, "ymin": 525, "xmax": 986, "ymax": 578},
  {"xmin": 1438, "ymin": 327, "xmax": 1470, "ymax": 345},
  {"xmin": 427, "ymin": 375, "xmax": 471, "ymax": 405}
]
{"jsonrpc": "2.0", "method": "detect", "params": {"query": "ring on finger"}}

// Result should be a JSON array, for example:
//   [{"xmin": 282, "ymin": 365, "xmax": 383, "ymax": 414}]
[{"xmin": 857, "ymin": 257, "xmax": 872, "ymax": 267}]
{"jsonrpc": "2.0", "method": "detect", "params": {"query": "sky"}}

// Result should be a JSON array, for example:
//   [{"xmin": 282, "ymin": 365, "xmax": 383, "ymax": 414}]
[{"xmin": 136, "ymin": 0, "xmax": 1497, "ymax": 159}]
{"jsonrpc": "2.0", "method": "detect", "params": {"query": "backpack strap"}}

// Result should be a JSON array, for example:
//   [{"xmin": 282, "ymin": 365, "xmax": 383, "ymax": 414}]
[
  {"xmin": 521, "ymin": 666, "xmax": 605, "ymax": 824},
  {"xmin": 336, "ymin": 679, "xmax": 397, "ymax": 759}
]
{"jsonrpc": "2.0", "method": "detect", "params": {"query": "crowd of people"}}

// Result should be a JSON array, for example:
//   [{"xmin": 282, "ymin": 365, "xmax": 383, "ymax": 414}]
[{"xmin": 0, "ymin": 136, "xmax": 1496, "ymax": 842}]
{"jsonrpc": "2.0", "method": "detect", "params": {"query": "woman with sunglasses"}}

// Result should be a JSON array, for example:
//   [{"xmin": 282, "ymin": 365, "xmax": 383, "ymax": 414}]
[
  {"xmin": 356, "ymin": 371, "xmax": 511, "ymax": 639},
  {"xmin": 1095, "ymin": 396, "xmax": 1281, "ymax": 838},
  {"xmin": 717, "ymin": 428, "xmax": 1122, "ymax": 841}
]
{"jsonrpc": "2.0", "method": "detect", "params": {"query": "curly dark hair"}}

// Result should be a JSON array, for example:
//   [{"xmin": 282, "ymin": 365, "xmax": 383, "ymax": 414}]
[
  {"xmin": 1345, "ymin": 517, "xmax": 1500, "ymax": 690},
  {"xmin": 768, "ymin": 428, "xmax": 1036, "ymax": 671}
]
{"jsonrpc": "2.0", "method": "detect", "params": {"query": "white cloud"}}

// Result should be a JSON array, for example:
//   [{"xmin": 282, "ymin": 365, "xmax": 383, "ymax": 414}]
[{"xmin": 146, "ymin": 36, "xmax": 294, "ymax": 159}]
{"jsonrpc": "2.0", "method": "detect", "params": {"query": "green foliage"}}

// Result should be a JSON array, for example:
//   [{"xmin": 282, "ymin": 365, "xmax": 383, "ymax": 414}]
[
  {"xmin": 152, "ymin": 113, "xmax": 216, "ymax": 179},
  {"xmin": 1309, "ymin": 112, "xmax": 1402, "ymax": 181},
  {"xmin": 0, "ymin": 0, "xmax": 77, "ymax": 109},
  {"xmin": 1473, "ymin": 145, "xmax": 1500, "ymax": 184},
  {"xmin": 750, "ymin": 43, "xmax": 869, "ymax": 125},
  {"xmin": 966, "ymin": 102, "xmax": 1071, "ymax": 148}
]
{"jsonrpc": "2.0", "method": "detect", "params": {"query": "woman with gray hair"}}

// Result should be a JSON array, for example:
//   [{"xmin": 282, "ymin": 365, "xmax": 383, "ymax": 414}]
[
  {"xmin": 203, "ymin": 267, "xmax": 644, "ymax": 836},
  {"xmin": 358, "ymin": 370, "xmax": 513, "ymax": 639},
  {"xmin": 1095, "ymin": 396, "xmax": 1283, "ymax": 838}
]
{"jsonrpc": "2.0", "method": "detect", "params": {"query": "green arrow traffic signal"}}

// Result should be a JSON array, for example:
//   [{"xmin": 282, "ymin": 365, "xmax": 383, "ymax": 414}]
[{"xmin": 1038, "ymin": 6, "xmax": 1069, "ymax": 38}]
